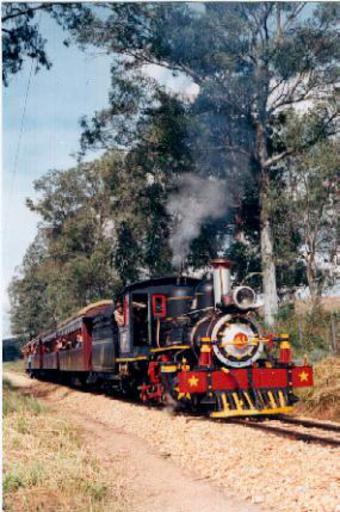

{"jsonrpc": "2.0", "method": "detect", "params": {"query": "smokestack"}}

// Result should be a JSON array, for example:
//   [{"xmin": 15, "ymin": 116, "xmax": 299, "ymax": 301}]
[{"xmin": 210, "ymin": 259, "xmax": 233, "ymax": 307}]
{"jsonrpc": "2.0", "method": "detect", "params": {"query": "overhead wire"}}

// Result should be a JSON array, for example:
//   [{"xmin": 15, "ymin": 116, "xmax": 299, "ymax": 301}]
[
  {"xmin": 9, "ymin": 11, "xmax": 42, "ymax": 199},
  {"xmin": 9, "ymin": 55, "xmax": 35, "ymax": 199}
]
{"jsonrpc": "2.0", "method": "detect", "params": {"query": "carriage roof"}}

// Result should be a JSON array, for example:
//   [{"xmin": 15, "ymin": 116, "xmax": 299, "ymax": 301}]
[{"xmin": 24, "ymin": 300, "xmax": 113, "ymax": 347}]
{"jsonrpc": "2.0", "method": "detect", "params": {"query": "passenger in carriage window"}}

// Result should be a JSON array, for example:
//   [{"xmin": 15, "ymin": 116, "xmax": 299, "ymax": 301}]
[
  {"xmin": 55, "ymin": 339, "xmax": 62, "ymax": 351},
  {"xmin": 27, "ymin": 344, "xmax": 33, "ymax": 371},
  {"xmin": 114, "ymin": 300, "xmax": 125, "ymax": 327},
  {"xmin": 34, "ymin": 339, "xmax": 42, "ymax": 355},
  {"xmin": 62, "ymin": 339, "xmax": 71, "ymax": 350},
  {"xmin": 71, "ymin": 336, "xmax": 80, "ymax": 349},
  {"xmin": 75, "ymin": 333, "xmax": 83, "ymax": 348}
]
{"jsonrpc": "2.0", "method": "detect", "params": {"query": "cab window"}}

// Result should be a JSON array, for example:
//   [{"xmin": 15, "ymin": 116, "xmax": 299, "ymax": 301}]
[{"xmin": 131, "ymin": 293, "xmax": 149, "ymax": 346}]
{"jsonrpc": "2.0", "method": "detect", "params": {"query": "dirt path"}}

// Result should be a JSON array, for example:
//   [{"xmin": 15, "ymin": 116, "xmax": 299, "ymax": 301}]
[{"xmin": 4, "ymin": 371, "xmax": 260, "ymax": 512}]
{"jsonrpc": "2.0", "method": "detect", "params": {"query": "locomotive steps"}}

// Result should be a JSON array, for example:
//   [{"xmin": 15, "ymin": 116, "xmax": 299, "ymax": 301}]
[{"xmin": 4, "ymin": 368, "xmax": 340, "ymax": 512}]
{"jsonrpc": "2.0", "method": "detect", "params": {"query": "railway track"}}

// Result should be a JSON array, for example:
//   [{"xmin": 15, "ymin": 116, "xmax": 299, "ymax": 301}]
[
  {"xmin": 92, "ymin": 387, "xmax": 340, "ymax": 448},
  {"xmin": 232, "ymin": 416, "xmax": 340, "ymax": 448},
  {"xmin": 277, "ymin": 414, "xmax": 340, "ymax": 433},
  {"xmin": 31, "ymin": 371, "xmax": 340, "ymax": 448}
]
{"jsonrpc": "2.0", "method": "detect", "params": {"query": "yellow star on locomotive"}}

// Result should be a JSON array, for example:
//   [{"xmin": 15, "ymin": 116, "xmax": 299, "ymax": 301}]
[
  {"xmin": 188, "ymin": 375, "xmax": 199, "ymax": 387},
  {"xmin": 299, "ymin": 371, "xmax": 309, "ymax": 382}
]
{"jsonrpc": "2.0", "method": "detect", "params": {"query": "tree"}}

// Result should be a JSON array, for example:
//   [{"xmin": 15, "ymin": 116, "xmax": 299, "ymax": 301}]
[
  {"xmin": 10, "ymin": 153, "xmax": 123, "ymax": 336},
  {"xmin": 9, "ymin": 144, "xmax": 174, "ymax": 335},
  {"xmin": 73, "ymin": 2, "xmax": 339, "ymax": 325},
  {"xmin": 114, "ymin": 221, "xmax": 141, "ymax": 284},
  {"xmin": 283, "ymin": 136, "xmax": 339, "ymax": 300},
  {"xmin": 8, "ymin": 232, "xmax": 55, "ymax": 337},
  {"xmin": 2, "ymin": 2, "xmax": 94, "ymax": 86},
  {"xmin": 105, "ymin": 91, "xmax": 196, "ymax": 278}
]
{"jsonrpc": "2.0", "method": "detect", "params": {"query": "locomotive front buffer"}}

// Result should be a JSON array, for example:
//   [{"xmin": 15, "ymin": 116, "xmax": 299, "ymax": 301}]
[{"xmin": 171, "ymin": 334, "xmax": 313, "ymax": 418}]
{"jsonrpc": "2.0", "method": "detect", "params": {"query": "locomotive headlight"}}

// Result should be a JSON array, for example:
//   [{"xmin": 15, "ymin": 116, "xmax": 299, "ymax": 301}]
[{"xmin": 233, "ymin": 286, "xmax": 256, "ymax": 310}]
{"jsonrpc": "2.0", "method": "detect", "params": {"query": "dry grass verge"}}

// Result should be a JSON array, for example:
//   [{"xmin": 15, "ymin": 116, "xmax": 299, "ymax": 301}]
[
  {"xmin": 295, "ymin": 357, "xmax": 340, "ymax": 422},
  {"xmin": 3, "ymin": 378, "xmax": 128, "ymax": 512},
  {"xmin": 3, "ymin": 359, "xmax": 26, "ymax": 374}
]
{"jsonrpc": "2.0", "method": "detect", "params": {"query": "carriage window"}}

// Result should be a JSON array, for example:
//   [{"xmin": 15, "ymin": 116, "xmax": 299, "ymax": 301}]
[
  {"xmin": 132, "ymin": 293, "xmax": 149, "ymax": 346},
  {"xmin": 92, "ymin": 317, "xmax": 114, "ymax": 344}
]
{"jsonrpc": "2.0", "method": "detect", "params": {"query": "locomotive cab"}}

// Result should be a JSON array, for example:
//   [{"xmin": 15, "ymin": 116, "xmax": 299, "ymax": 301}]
[{"xmin": 117, "ymin": 277, "xmax": 199, "ymax": 358}]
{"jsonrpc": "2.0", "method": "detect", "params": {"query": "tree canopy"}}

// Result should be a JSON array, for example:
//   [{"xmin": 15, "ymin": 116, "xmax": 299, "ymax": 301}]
[
  {"xmin": 74, "ymin": 2, "xmax": 338, "ymax": 324},
  {"xmin": 8, "ymin": 2, "xmax": 339, "ymax": 336}
]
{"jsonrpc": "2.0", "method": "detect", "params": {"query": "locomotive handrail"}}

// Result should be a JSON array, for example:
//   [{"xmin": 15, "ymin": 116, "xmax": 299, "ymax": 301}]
[
  {"xmin": 185, "ymin": 306, "xmax": 214, "ymax": 316},
  {"xmin": 213, "ymin": 335, "xmax": 290, "ymax": 348}
]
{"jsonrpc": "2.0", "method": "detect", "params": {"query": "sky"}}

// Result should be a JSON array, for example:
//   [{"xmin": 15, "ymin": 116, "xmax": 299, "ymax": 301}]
[
  {"xmin": 2, "ymin": 13, "xmax": 114, "ymax": 337},
  {"xmin": 2, "ymin": 9, "xmax": 196, "ymax": 338}
]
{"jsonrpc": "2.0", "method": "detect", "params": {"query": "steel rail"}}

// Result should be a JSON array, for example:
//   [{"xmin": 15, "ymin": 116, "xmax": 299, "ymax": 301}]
[
  {"xmin": 232, "ymin": 419, "xmax": 340, "ymax": 448},
  {"xmin": 276, "ymin": 415, "xmax": 340, "ymax": 433}
]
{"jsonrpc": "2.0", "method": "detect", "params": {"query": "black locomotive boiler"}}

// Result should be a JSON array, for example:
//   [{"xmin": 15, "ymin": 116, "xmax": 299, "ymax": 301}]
[{"xmin": 24, "ymin": 259, "xmax": 313, "ymax": 418}]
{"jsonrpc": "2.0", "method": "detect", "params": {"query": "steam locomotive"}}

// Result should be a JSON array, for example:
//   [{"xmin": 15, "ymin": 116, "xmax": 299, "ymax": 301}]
[{"xmin": 23, "ymin": 259, "xmax": 313, "ymax": 418}]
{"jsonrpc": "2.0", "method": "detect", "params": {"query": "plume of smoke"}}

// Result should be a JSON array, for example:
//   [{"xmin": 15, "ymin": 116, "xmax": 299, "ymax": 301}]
[{"xmin": 166, "ymin": 174, "xmax": 229, "ymax": 269}]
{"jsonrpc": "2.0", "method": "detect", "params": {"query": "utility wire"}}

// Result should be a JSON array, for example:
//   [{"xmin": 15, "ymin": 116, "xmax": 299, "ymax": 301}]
[
  {"xmin": 9, "ymin": 12, "xmax": 43, "ymax": 199},
  {"xmin": 9, "ymin": 56, "xmax": 35, "ymax": 199}
]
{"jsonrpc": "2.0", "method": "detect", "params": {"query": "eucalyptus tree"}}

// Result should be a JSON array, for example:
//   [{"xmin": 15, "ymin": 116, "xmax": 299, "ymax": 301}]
[
  {"xmin": 9, "ymin": 145, "xmax": 175, "ymax": 335},
  {"xmin": 75, "ymin": 2, "xmax": 339, "ymax": 324},
  {"xmin": 8, "ymin": 232, "xmax": 55, "ymax": 337},
  {"xmin": 279, "ymin": 113, "xmax": 339, "ymax": 300},
  {"xmin": 10, "ymin": 153, "xmax": 123, "ymax": 336}
]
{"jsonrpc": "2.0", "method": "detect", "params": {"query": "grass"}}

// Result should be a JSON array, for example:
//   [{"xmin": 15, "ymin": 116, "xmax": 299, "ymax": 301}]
[
  {"xmin": 3, "ymin": 359, "xmax": 26, "ymax": 374},
  {"xmin": 3, "ymin": 378, "xmax": 48, "ymax": 417},
  {"xmin": 3, "ymin": 377, "xmax": 128, "ymax": 511},
  {"xmin": 295, "ymin": 356, "xmax": 340, "ymax": 422},
  {"xmin": 274, "ymin": 304, "xmax": 338, "ymax": 359}
]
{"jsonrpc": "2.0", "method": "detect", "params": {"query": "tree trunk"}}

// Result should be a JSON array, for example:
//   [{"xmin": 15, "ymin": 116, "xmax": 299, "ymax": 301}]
[
  {"xmin": 305, "ymin": 251, "xmax": 322, "ymax": 313},
  {"xmin": 255, "ymin": 122, "xmax": 278, "ymax": 326},
  {"xmin": 260, "ymin": 186, "xmax": 278, "ymax": 326},
  {"xmin": 306, "ymin": 253, "xmax": 318, "ymax": 299}
]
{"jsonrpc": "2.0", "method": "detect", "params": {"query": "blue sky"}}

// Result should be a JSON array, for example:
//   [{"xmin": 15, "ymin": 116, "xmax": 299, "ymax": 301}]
[
  {"xmin": 2, "ymin": 13, "xmax": 112, "ymax": 336},
  {"xmin": 2, "ymin": 10, "xmax": 195, "ymax": 337}
]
